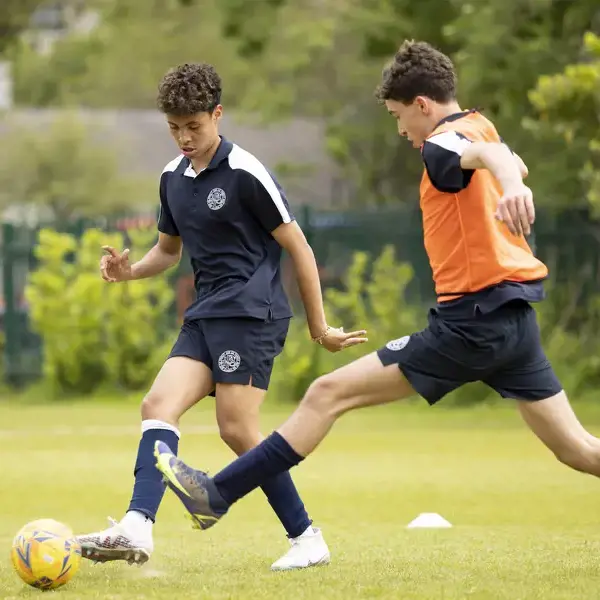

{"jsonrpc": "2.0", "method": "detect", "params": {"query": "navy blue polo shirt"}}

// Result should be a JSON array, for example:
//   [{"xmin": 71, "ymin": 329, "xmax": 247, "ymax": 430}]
[{"xmin": 158, "ymin": 136, "xmax": 294, "ymax": 322}]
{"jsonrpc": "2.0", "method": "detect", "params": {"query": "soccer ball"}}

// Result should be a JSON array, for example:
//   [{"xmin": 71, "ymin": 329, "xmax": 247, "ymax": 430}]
[{"xmin": 10, "ymin": 519, "xmax": 82, "ymax": 590}]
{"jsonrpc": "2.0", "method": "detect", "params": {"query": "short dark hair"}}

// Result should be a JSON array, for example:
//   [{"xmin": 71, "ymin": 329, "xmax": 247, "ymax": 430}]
[
  {"xmin": 157, "ymin": 63, "xmax": 222, "ymax": 115},
  {"xmin": 375, "ymin": 40, "xmax": 456, "ymax": 104}
]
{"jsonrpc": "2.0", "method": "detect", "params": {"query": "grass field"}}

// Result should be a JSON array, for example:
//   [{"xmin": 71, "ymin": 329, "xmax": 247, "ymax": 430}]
[{"xmin": 2, "ymin": 398, "xmax": 600, "ymax": 599}]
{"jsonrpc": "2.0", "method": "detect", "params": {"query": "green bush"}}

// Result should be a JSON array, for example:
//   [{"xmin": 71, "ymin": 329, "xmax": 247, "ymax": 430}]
[
  {"xmin": 269, "ymin": 246, "xmax": 426, "ymax": 403},
  {"xmin": 0, "ymin": 329, "xmax": 5, "ymax": 384},
  {"xmin": 269, "ymin": 246, "xmax": 600, "ymax": 407},
  {"xmin": 534, "ymin": 281, "xmax": 600, "ymax": 399},
  {"xmin": 25, "ymin": 227, "xmax": 176, "ymax": 396}
]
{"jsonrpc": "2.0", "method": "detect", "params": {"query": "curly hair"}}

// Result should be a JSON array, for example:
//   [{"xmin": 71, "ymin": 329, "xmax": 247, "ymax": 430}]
[
  {"xmin": 157, "ymin": 63, "xmax": 222, "ymax": 115},
  {"xmin": 375, "ymin": 40, "xmax": 456, "ymax": 104}
]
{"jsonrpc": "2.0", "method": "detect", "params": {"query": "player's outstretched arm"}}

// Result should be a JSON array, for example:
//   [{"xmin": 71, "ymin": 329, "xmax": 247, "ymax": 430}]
[
  {"xmin": 100, "ymin": 233, "xmax": 182, "ymax": 283},
  {"xmin": 511, "ymin": 151, "xmax": 529, "ymax": 179},
  {"xmin": 460, "ymin": 142, "xmax": 535, "ymax": 236},
  {"xmin": 271, "ymin": 222, "xmax": 367, "ymax": 353},
  {"xmin": 459, "ymin": 141, "xmax": 523, "ymax": 180}
]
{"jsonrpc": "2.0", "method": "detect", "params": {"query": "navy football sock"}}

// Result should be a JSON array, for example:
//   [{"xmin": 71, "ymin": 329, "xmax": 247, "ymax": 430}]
[
  {"xmin": 260, "ymin": 473, "xmax": 312, "ymax": 538},
  {"xmin": 128, "ymin": 421, "xmax": 180, "ymax": 521},
  {"xmin": 213, "ymin": 432, "xmax": 304, "ymax": 506}
]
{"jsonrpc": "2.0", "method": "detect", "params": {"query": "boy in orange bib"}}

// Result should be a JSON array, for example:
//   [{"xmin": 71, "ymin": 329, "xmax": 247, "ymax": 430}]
[{"xmin": 154, "ymin": 42, "xmax": 600, "ymax": 540}]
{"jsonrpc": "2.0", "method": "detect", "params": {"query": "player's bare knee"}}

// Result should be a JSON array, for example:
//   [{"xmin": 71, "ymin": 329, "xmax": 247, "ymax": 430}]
[
  {"xmin": 555, "ymin": 448, "xmax": 589, "ymax": 472},
  {"xmin": 219, "ymin": 422, "xmax": 259, "ymax": 455},
  {"xmin": 302, "ymin": 374, "xmax": 346, "ymax": 418},
  {"xmin": 140, "ymin": 391, "xmax": 178, "ymax": 425},
  {"xmin": 554, "ymin": 442, "xmax": 600, "ymax": 475}
]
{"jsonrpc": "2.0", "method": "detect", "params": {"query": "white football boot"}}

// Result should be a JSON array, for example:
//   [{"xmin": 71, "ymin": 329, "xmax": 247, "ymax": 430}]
[
  {"xmin": 76, "ymin": 516, "xmax": 153, "ymax": 566},
  {"xmin": 270, "ymin": 526, "xmax": 331, "ymax": 571}
]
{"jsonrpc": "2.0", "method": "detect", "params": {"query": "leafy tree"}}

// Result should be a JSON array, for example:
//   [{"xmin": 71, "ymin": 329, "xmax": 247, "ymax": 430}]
[
  {"xmin": 447, "ymin": 0, "xmax": 600, "ymax": 209},
  {"xmin": 527, "ymin": 31, "xmax": 600, "ymax": 214},
  {"xmin": 0, "ymin": 111, "xmax": 153, "ymax": 222},
  {"xmin": 6, "ymin": 0, "xmax": 600, "ymax": 213},
  {"xmin": 0, "ymin": 0, "xmax": 44, "ymax": 55},
  {"xmin": 217, "ymin": 0, "xmax": 460, "ymax": 205},
  {"xmin": 9, "ymin": 0, "xmax": 242, "ymax": 108},
  {"xmin": 217, "ymin": 0, "xmax": 600, "ymax": 208}
]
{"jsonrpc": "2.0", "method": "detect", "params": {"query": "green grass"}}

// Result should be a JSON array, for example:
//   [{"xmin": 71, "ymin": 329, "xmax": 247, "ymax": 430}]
[{"xmin": 2, "ymin": 399, "xmax": 600, "ymax": 599}]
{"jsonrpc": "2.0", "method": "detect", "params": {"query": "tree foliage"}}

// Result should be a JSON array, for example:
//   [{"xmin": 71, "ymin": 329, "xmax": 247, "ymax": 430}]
[
  {"xmin": 5, "ymin": 0, "xmax": 600, "ymax": 212},
  {"xmin": 8, "ymin": 0, "xmax": 241, "ymax": 108},
  {"xmin": 0, "ymin": 0, "xmax": 44, "ymax": 55},
  {"xmin": 216, "ymin": 0, "xmax": 600, "ymax": 208},
  {"xmin": 0, "ymin": 112, "xmax": 153, "ymax": 222},
  {"xmin": 448, "ymin": 0, "xmax": 600, "ymax": 209},
  {"xmin": 527, "ymin": 31, "xmax": 600, "ymax": 214}
]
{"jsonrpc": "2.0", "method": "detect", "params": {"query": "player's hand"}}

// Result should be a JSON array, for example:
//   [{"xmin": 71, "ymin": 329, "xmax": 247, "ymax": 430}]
[
  {"xmin": 100, "ymin": 246, "xmax": 132, "ymax": 283},
  {"xmin": 318, "ymin": 326, "xmax": 368, "ymax": 353},
  {"xmin": 495, "ymin": 183, "xmax": 535, "ymax": 236}
]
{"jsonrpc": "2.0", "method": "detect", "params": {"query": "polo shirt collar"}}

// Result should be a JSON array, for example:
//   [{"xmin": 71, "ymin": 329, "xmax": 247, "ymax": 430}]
[
  {"xmin": 433, "ymin": 108, "xmax": 478, "ymax": 130},
  {"xmin": 183, "ymin": 136, "xmax": 233, "ymax": 178}
]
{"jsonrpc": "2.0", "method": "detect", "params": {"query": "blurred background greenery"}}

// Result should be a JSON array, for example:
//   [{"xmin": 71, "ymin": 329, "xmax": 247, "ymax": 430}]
[{"xmin": 1, "ymin": 0, "xmax": 600, "ymax": 404}]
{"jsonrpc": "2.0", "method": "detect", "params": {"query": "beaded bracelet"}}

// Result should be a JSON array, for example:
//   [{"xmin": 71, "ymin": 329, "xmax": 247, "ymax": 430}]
[{"xmin": 312, "ymin": 326, "xmax": 332, "ymax": 344}]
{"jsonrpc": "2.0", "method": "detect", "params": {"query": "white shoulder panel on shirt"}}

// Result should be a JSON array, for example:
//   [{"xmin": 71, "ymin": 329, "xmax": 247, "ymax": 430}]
[
  {"xmin": 228, "ymin": 144, "xmax": 291, "ymax": 224},
  {"xmin": 427, "ymin": 131, "xmax": 472, "ymax": 156},
  {"xmin": 161, "ymin": 154, "xmax": 186, "ymax": 175}
]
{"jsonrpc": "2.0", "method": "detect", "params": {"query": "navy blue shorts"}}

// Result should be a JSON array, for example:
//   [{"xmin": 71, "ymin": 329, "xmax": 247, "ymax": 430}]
[
  {"xmin": 168, "ymin": 317, "xmax": 290, "ymax": 392},
  {"xmin": 377, "ymin": 300, "xmax": 562, "ymax": 405}
]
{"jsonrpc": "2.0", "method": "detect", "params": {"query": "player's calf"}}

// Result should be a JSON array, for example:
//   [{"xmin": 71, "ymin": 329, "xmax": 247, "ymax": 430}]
[
  {"xmin": 552, "ymin": 441, "xmax": 600, "ymax": 476},
  {"xmin": 518, "ymin": 392, "xmax": 600, "ymax": 477}
]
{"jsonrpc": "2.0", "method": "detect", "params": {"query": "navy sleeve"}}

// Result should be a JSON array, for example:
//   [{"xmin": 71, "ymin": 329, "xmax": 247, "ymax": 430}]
[
  {"xmin": 243, "ymin": 169, "xmax": 295, "ymax": 234},
  {"xmin": 421, "ymin": 131, "xmax": 475, "ymax": 193},
  {"xmin": 157, "ymin": 172, "xmax": 179, "ymax": 236}
]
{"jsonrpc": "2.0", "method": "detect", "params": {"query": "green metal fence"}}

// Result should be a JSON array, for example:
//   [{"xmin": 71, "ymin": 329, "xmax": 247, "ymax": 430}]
[
  {"xmin": 2, "ymin": 222, "xmax": 44, "ymax": 387},
  {"xmin": 0, "ymin": 215, "xmax": 167, "ymax": 386},
  {"xmin": 2, "ymin": 205, "xmax": 599, "ymax": 386}
]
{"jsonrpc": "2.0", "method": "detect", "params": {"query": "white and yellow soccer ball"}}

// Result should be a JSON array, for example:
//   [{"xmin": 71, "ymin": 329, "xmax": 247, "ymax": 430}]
[{"xmin": 10, "ymin": 519, "xmax": 82, "ymax": 590}]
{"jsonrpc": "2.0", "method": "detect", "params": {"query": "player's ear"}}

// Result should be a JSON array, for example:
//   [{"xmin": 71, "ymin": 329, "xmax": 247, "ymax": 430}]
[
  {"xmin": 415, "ymin": 96, "xmax": 429, "ymax": 114},
  {"xmin": 212, "ymin": 105, "xmax": 223, "ymax": 122}
]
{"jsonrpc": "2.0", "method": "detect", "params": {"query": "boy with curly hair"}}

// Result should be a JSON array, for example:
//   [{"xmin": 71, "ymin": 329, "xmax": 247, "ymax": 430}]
[{"xmin": 76, "ymin": 63, "xmax": 366, "ymax": 571}]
